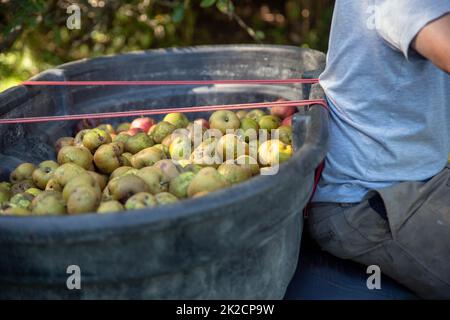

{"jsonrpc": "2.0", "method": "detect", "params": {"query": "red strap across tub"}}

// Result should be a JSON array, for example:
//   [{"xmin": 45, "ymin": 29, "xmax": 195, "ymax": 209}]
[{"xmin": 22, "ymin": 79, "xmax": 320, "ymax": 86}]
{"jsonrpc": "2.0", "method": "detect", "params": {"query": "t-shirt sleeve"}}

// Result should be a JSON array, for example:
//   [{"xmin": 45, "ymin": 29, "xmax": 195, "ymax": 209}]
[{"xmin": 376, "ymin": 0, "xmax": 450, "ymax": 59}]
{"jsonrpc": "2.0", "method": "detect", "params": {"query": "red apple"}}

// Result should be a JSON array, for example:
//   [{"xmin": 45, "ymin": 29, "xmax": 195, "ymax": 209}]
[
  {"xmin": 282, "ymin": 115, "xmax": 293, "ymax": 127},
  {"xmin": 130, "ymin": 117, "xmax": 156, "ymax": 133},
  {"xmin": 270, "ymin": 99, "xmax": 296, "ymax": 119},
  {"xmin": 127, "ymin": 127, "xmax": 144, "ymax": 136},
  {"xmin": 194, "ymin": 118, "xmax": 210, "ymax": 129}
]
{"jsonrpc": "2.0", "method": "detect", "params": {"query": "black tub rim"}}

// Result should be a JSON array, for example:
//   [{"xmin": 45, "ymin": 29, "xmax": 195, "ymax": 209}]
[
  {"xmin": 0, "ymin": 45, "xmax": 328, "ymax": 241},
  {"xmin": 54, "ymin": 44, "xmax": 325, "ymax": 72}
]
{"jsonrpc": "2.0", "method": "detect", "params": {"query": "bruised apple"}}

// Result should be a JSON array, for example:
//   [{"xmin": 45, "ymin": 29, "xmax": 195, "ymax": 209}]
[
  {"xmin": 32, "ymin": 160, "xmax": 59, "ymax": 189},
  {"xmin": 93, "ymin": 142, "xmax": 125, "ymax": 174},
  {"xmin": 187, "ymin": 167, "xmax": 230, "ymax": 198},
  {"xmin": 57, "ymin": 145, "xmax": 93, "ymax": 170}
]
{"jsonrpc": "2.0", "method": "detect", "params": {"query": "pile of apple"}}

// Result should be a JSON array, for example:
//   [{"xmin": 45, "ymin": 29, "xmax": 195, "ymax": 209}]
[{"xmin": 0, "ymin": 103, "xmax": 296, "ymax": 216}]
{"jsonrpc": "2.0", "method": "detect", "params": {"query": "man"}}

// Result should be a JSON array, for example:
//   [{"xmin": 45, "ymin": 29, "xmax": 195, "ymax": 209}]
[{"xmin": 310, "ymin": 1, "xmax": 450, "ymax": 299}]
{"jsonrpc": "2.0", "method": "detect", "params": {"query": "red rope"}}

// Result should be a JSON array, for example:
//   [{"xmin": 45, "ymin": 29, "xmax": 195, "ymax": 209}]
[
  {"xmin": 0, "ymin": 99, "xmax": 327, "ymax": 124},
  {"xmin": 22, "ymin": 79, "xmax": 320, "ymax": 86}
]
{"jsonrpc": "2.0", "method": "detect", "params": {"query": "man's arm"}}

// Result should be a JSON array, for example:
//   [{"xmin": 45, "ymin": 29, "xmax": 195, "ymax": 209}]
[{"xmin": 412, "ymin": 13, "xmax": 450, "ymax": 74}]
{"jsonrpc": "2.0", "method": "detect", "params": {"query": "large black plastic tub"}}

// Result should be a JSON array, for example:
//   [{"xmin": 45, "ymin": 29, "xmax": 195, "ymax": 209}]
[{"xmin": 0, "ymin": 45, "xmax": 328, "ymax": 299}]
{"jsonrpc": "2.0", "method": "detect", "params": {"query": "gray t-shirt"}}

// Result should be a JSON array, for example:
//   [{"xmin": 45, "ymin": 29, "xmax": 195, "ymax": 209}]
[{"xmin": 314, "ymin": 0, "xmax": 450, "ymax": 203}]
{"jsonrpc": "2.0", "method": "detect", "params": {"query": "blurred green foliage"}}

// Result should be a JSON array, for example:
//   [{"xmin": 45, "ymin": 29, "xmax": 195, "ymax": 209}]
[{"xmin": 0, "ymin": 0, "xmax": 334, "ymax": 92}]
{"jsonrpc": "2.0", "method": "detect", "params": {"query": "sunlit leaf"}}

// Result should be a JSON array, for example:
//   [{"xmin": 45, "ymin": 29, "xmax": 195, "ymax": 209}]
[
  {"xmin": 200, "ymin": 0, "xmax": 216, "ymax": 8},
  {"xmin": 172, "ymin": 5, "xmax": 185, "ymax": 23}
]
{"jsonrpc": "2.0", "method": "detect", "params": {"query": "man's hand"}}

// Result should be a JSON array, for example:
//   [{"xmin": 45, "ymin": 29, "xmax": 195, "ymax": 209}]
[{"xmin": 413, "ymin": 13, "xmax": 450, "ymax": 74}]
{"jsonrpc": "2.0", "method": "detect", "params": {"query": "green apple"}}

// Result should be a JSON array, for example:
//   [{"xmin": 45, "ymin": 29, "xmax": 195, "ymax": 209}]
[
  {"xmin": 107, "ymin": 175, "xmax": 149, "ymax": 203},
  {"xmin": 125, "ymin": 132, "xmax": 154, "ymax": 154},
  {"xmin": 116, "ymin": 122, "xmax": 131, "ymax": 133},
  {"xmin": 273, "ymin": 125, "xmax": 293, "ymax": 145},
  {"xmin": 161, "ymin": 134, "xmax": 174, "ymax": 148},
  {"xmin": 217, "ymin": 163, "xmax": 252, "ymax": 185},
  {"xmin": 155, "ymin": 192, "xmax": 179, "ymax": 205},
  {"xmin": 57, "ymin": 145, "xmax": 93, "ymax": 170},
  {"xmin": 62, "ymin": 173, "xmax": 101, "ymax": 201},
  {"xmin": 25, "ymin": 187, "xmax": 43, "ymax": 197},
  {"xmin": 258, "ymin": 115, "xmax": 281, "ymax": 133},
  {"xmin": 209, "ymin": 110, "xmax": 240, "ymax": 134},
  {"xmin": 149, "ymin": 121, "xmax": 176, "ymax": 143},
  {"xmin": 187, "ymin": 167, "xmax": 230, "ymax": 198},
  {"xmin": 32, "ymin": 160, "xmax": 59, "ymax": 189},
  {"xmin": 120, "ymin": 152, "xmax": 133, "ymax": 167},
  {"xmin": 10, "ymin": 192, "xmax": 34, "ymax": 210},
  {"xmin": 55, "ymin": 137, "xmax": 75, "ymax": 154},
  {"xmin": 87, "ymin": 171, "xmax": 108, "ymax": 190},
  {"xmin": 45, "ymin": 178, "xmax": 62, "ymax": 192},
  {"xmin": 153, "ymin": 144, "xmax": 170, "ymax": 158},
  {"xmin": 97, "ymin": 200, "xmax": 124, "ymax": 213},
  {"xmin": 96, "ymin": 124, "xmax": 115, "ymax": 135},
  {"xmin": 31, "ymin": 191, "xmax": 66, "ymax": 216},
  {"xmin": 236, "ymin": 110, "xmax": 248, "ymax": 120},
  {"xmin": 136, "ymin": 166, "xmax": 170, "ymax": 194},
  {"xmin": 0, "ymin": 186, "xmax": 11, "ymax": 206},
  {"xmin": 113, "ymin": 132, "xmax": 131, "ymax": 144},
  {"xmin": 0, "ymin": 206, "xmax": 30, "ymax": 216},
  {"xmin": 73, "ymin": 129, "xmax": 89, "ymax": 146},
  {"xmin": 216, "ymin": 134, "xmax": 249, "ymax": 161},
  {"xmin": 110, "ymin": 166, "xmax": 138, "ymax": 180},
  {"xmin": 93, "ymin": 142, "xmax": 125, "ymax": 174},
  {"xmin": 235, "ymin": 155, "xmax": 260, "ymax": 176},
  {"xmin": 258, "ymin": 139, "xmax": 293, "ymax": 166},
  {"xmin": 82, "ymin": 128, "xmax": 112, "ymax": 152},
  {"xmin": 0, "ymin": 182, "xmax": 11, "ymax": 190},
  {"xmin": 163, "ymin": 112, "xmax": 189, "ymax": 129},
  {"xmin": 169, "ymin": 136, "xmax": 192, "ymax": 161},
  {"xmin": 125, "ymin": 192, "xmax": 157, "ymax": 210},
  {"xmin": 67, "ymin": 185, "xmax": 101, "ymax": 215},
  {"xmin": 239, "ymin": 117, "xmax": 259, "ymax": 142},
  {"xmin": 190, "ymin": 138, "xmax": 220, "ymax": 167},
  {"xmin": 53, "ymin": 163, "xmax": 86, "ymax": 186},
  {"xmin": 246, "ymin": 109, "xmax": 266, "ymax": 123},
  {"xmin": 130, "ymin": 146, "xmax": 165, "ymax": 169},
  {"xmin": 183, "ymin": 163, "xmax": 203, "ymax": 174},
  {"xmin": 169, "ymin": 171, "xmax": 196, "ymax": 198},
  {"xmin": 10, "ymin": 163, "xmax": 37, "ymax": 184}
]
